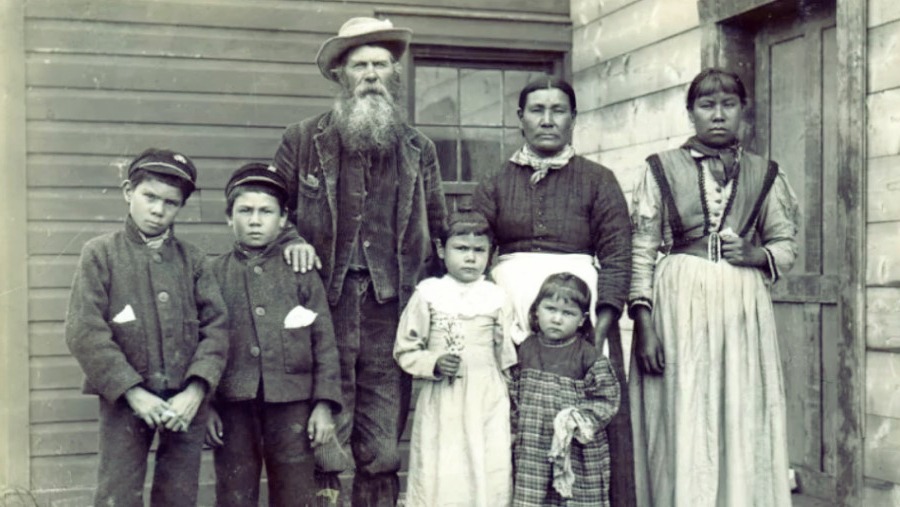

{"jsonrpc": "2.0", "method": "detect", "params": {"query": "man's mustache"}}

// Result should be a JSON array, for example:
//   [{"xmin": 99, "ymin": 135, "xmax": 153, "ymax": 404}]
[{"xmin": 355, "ymin": 83, "xmax": 390, "ymax": 98}]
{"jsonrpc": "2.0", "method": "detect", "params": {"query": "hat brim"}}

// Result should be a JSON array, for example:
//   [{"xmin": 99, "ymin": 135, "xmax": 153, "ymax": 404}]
[
  {"xmin": 316, "ymin": 28, "xmax": 412, "ymax": 82},
  {"xmin": 134, "ymin": 162, "xmax": 196, "ymax": 190},
  {"xmin": 226, "ymin": 175, "xmax": 288, "ymax": 195}
]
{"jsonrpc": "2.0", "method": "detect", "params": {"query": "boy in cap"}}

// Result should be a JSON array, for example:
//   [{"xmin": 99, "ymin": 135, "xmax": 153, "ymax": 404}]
[
  {"xmin": 65, "ymin": 147, "xmax": 230, "ymax": 507},
  {"xmin": 205, "ymin": 163, "xmax": 342, "ymax": 507}
]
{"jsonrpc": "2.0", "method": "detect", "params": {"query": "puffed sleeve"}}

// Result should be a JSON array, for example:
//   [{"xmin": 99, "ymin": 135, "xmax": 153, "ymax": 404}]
[
  {"xmin": 493, "ymin": 296, "xmax": 520, "ymax": 373},
  {"xmin": 628, "ymin": 163, "xmax": 665, "ymax": 313},
  {"xmin": 393, "ymin": 289, "xmax": 442, "ymax": 380},
  {"xmin": 756, "ymin": 169, "xmax": 800, "ymax": 283},
  {"xmin": 578, "ymin": 356, "xmax": 621, "ymax": 432}
]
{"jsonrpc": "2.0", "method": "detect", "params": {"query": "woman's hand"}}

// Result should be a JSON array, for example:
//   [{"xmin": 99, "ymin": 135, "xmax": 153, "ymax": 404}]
[
  {"xmin": 283, "ymin": 241, "xmax": 322, "ymax": 273},
  {"xmin": 633, "ymin": 307, "xmax": 665, "ymax": 375},
  {"xmin": 124, "ymin": 386, "xmax": 171, "ymax": 428},
  {"xmin": 434, "ymin": 354, "xmax": 461, "ymax": 378},
  {"xmin": 307, "ymin": 402, "xmax": 335, "ymax": 448},
  {"xmin": 721, "ymin": 235, "xmax": 767, "ymax": 268},
  {"xmin": 205, "ymin": 407, "xmax": 224, "ymax": 447}
]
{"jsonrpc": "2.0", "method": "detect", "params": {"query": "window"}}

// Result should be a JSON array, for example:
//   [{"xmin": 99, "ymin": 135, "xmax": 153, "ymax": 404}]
[{"xmin": 409, "ymin": 46, "xmax": 562, "ymax": 195}]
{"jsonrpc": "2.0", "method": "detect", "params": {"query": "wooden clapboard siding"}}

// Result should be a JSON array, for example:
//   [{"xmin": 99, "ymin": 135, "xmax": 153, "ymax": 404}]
[
  {"xmin": 867, "ymin": 88, "xmax": 900, "ymax": 158},
  {"xmin": 869, "ymin": 0, "xmax": 900, "ymax": 28},
  {"xmin": 868, "ymin": 19, "xmax": 900, "ymax": 94},
  {"xmin": 571, "ymin": 0, "xmax": 699, "ymax": 73},
  {"xmin": 866, "ymin": 155, "xmax": 900, "ymax": 224},
  {"xmin": 867, "ymin": 223, "xmax": 900, "ymax": 286},
  {"xmin": 19, "ymin": 0, "xmax": 570, "ymax": 503},
  {"xmin": 867, "ymin": 288, "xmax": 900, "ymax": 350}
]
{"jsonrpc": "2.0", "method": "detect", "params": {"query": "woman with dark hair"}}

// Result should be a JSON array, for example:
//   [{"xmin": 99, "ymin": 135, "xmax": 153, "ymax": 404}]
[
  {"xmin": 473, "ymin": 77, "xmax": 635, "ymax": 506},
  {"xmin": 628, "ymin": 68, "xmax": 799, "ymax": 506}
]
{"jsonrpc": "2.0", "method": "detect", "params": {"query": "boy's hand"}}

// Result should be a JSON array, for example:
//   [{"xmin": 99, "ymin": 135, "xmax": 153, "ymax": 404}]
[
  {"xmin": 434, "ymin": 354, "xmax": 461, "ymax": 378},
  {"xmin": 307, "ymin": 402, "xmax": 335, "ymax": 448},
  {"xmin": 283, "ymin": 241, "xmax": 322, "ymax": 273},
  {"xmin": 165, "ymin": 380, "xmax": 207, "ymax": 432},
  {"xmin": 124, "ymin": 386, "xmax": 171, "ymax": 428},
  {"xmin": 205, "ymin": 407, "xmax": 224, "ymax": 447}
]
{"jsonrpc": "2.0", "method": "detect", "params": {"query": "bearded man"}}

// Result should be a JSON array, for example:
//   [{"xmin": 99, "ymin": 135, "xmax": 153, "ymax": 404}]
[{"xmin": 272, "ymin": 17, "xmax": 447, "ymax": 507}]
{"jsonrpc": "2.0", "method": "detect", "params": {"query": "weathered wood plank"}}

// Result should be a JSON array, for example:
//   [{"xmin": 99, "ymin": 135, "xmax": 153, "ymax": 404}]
[
  {"xmin": 866, "ymin": 222, "xmax": 900, "ymax": 287},
  {"xmin": 384, "ymin": 12, "xmax": 569, "ymax": 50},
  {"xmin": 868, "ymin": 20, "xmax": 900, "ymax": 93},
  {"xmin": 27, "ymin": 89, "xmax": 330, "ymax": 129},
  {"xmin": 867, "ymin": 89, "xmax": 900, "ymax": 159},
  {"xmin": 574, "ymin": 28, "xmax": 701, "ymax": 111},
  {"xmin": 30, "ymin": 421, "xmax": 97, "ymax": 457},
  {"xmin": 774, "ymin": 303, "xmax": 810, "ymax": 462},
  {"xmin": 866, "ymin": 351, "xmax": 900, "ymax": 420},
  {"xmin": 866, "ymin": 415, "xmax": 900, "ymax": 485},
  {"xmin": 31, "ymin": 451, "xmax": 217, "ymax": 491},
  {"xmin": 573, "ymin": 84, "xmax": 691, "ymax": 154},
  {"xmin": 867, "ymin": 155, "xmax": 900, "ymax": 223},
  {"xmin": 26, "ymin": 19, "xmax": 323, "ymax": 64},
  {"xmin": 27, "ymin": 154, "xmax": 261, "ymax": 190},
  {"xmin": 571, "ymin": 0, "xmax": 699, "ymax": 73},
  {"xmin": 30, "ymin": 323, "xmax": 67, "ymax": 357},
  {"xmin": 867, "ymin": 287, "xmax": 900, "ymax": 350},
  {"xmin": 27, "ymin": 222, "xmax": 234, "ymax": 256},
  {"xmin": 863, "ymin": 480, "xmax": 900, "ymax": 507},
  {"xmin": 32, "ymin": 357, "xmax": 83, "ymax": 391},
  {"xmin": 25, "ymin": 0, "xmax": 369, "ymax": 34},
  {"xmin": 580, "ymin": 133, "xmax": 691, "ymax": 195},
  {"xmin": 26, "ymin": 54, "xmax": 333, "ymax": 97},
  {"xmin": 28, "ymin": 188, "xmax": 202, "ymax": 223},
  {"xmin": 30, "ymin": 390, "xmax": 97, "ymax": 424},
  {"xmin": 869, "ymin": 0, "xmax": 900, "ymax": 28},
  {"xmin": 350, "ymin": 0, "xmax": 568, "ymax": 15},
  {"xmin": 29, "ymin": 288, "xmax": 70, "ymax": 323},
  {"xmin": 571, "ymin": 0, "xmax": 640, "ymax": 27},
  {"xmin": 29, "ymin": 255, "xmax": 79, "ymax": 290},
  {"xmin": 27, "ymin": 121, "xmax": 283, "ymax": 159}
]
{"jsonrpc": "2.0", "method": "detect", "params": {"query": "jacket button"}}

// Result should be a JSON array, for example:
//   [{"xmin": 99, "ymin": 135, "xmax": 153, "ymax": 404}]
[
  {"xmin": 363, "ymin": 240, "xmax": 370, "ymax": 248},
  {"xmin": 255, "ymin": 306, "xmax": 266, "ymax": 316},
  {"xmin": 250, "ymin": 346, "xmax": 260, "ymax": 357},
  {"xmin": 157, "ymin": 291, "xmax": 169, "ymax": 303},
  {"xmin": 152, "ymin": 253, "xmax": 162, "ymax": 263},
  {"xmin": 253, "ymin": 266, "xmax": 263, "ymax": 275}
]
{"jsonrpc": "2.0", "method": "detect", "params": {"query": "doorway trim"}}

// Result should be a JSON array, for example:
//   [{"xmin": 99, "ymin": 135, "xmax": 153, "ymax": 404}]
[{"xmin": 698, "ymin": 0, "xmax": 867, "ymax": 504}]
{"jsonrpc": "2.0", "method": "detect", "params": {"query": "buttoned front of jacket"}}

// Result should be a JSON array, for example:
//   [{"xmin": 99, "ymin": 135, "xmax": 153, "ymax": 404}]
[{"xmin": 210, "ymin": 232, "xmax": 342, "ymax": 408}]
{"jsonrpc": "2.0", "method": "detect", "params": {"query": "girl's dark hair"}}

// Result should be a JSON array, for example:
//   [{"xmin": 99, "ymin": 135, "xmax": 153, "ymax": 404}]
[
  {"xmin": 440, "ymin": 210, "xmax": 493, "ymax": 245},
  {"xmin": 517, "ymin": 77, "xmax": 577, "ymax": 113},
  {"xmin": 128, "ymin": 169, "xmax": 193, "ymax": 203},
  {"xmin": 528, "ymin": 272, "xmax": 594, "ymax": 341},
  {"xmin": 225, "ymin": 183, "xmax": 288, "ymax": 217},
  {"xmin": 686, "ymin": 68, "xmax": 748, "ymax": 110}
]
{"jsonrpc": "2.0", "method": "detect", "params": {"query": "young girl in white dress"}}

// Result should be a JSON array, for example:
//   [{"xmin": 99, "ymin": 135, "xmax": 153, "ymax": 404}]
[{"xmin": 393, "ymin": 211, "xmax": 519, "ymax": 507}]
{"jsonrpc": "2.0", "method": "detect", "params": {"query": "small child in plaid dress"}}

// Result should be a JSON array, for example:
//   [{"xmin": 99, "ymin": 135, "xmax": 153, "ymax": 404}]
[{"xmin": 511, "ymin": 272, "xmax": 620, "ymax": 507}]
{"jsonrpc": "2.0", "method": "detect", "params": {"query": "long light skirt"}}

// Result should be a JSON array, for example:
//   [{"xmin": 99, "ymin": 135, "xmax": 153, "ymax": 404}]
[{"xmin": 629, "ymin": 254, "xmax": 791, "ymax": 507}]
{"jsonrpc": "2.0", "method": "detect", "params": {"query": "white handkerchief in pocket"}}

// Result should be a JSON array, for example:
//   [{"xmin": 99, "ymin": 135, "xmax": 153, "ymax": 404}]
[
  {"xmin": 112, "ymin": 304, "xmax": 136, "ymax": 324},
  {"xmin": 284, "ymin": 305, "xmax": 317, "ymax": 329}
]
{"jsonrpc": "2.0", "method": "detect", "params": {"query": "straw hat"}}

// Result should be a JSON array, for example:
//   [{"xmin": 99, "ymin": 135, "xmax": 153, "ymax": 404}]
[{"xmin": 316, "ymin": 17, "xmax": 413, "ymax": 82}]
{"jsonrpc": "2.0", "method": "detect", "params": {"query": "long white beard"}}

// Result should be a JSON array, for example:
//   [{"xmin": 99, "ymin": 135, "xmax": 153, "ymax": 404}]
[{"xmin": 334, "ymin": 86, "xmax": 403, "ymax": 154}]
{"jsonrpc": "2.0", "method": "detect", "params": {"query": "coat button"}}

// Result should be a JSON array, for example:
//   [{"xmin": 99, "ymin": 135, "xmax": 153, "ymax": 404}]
[
  {"xmin": 157, "ymin": 291, "xmax": 169, "ymax": 303},
  {"xmin": 363, "ymin": 240, "xmax": 370, "ymax": 248},
  {"xmin": 250, "ymin": 346, "xmax": 261, "ymax": 357},
  {"xmin": 152, "ymin": 253, "xmax": 162, "ymax": 263},
  {"xmin": 253, "ymin": 266, "xmax": 263, "ymax": 275},
  {"xmin": 255, "ymin": 306, "xmax": 266, "ymax": 316}
]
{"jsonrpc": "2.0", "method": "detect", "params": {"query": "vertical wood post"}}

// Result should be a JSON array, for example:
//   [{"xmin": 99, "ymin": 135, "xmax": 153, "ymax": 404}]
[
  {"xmin": 835, "ymin": 0, "xmax": 867, "ymax": 504},
  {"xmin": 0, "ymin": 0, "xmax": 31, "ymax": 492}
]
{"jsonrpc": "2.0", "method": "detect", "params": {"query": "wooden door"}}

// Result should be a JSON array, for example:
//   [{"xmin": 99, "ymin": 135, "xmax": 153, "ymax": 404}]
[{"xmin": 754, "ymin": 7, "xmax": 840, "ymax": 502}]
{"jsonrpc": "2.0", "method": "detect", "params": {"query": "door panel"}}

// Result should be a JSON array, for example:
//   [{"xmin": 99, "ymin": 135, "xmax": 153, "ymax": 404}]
[{"xmin": 755, "ymin": 7, "xmax": 838, "ymax": 501}]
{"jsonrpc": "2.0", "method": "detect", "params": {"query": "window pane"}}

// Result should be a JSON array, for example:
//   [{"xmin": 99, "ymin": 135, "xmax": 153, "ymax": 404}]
[
  {"xmin": 503, "ymin": 70, "xmax": 550, "ymax": 127},
  {"xmin": 460, "ymin": 128, "xmax": 502, "ymax": 182},
  {"xmin": 415, "ymin": 67, "xmax": 458, "ymax": 125},
  {"xmin": 460, "ymin": 69, "xmax": 502, "ymax": 126},
  {"xmin": 418, "ymin": 126, "xmax": 458, "ymax": 182}
]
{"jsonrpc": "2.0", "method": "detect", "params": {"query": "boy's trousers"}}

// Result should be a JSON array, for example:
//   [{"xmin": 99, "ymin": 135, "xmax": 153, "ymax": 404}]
[
  {"xmin": 95, "ymin": 394, "xmax": 209, "ymax": 507},
  {"xmin": 213, "ymin": 398, "xmax": 316, "ymax": 507}
]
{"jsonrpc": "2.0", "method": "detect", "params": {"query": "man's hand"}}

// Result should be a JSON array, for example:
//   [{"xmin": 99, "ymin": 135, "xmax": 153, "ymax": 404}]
[
  {"xmin": 283, "ymin": 241, "xmax": 322, "ymax": 273},
  {"xmin": 307, "ymin": 402, "xmax": 335, "ymax": 448},
  {"xmin": 165, "ymin": 380, "xmax": 207, "ymax": 432},
  {"xmin": 124, "ymin": 386, "xmax": 171, "ymax": 428},
  {"xmin": 205, "ymin": 406, "xmax": 224, "ymax": 447}
]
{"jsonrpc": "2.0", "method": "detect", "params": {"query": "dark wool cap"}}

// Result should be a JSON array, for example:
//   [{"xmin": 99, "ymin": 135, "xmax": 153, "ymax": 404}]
[
  {"xmin": 128, "ymin": 148, "xmax": 198, "ymax": 191},
  {"xmin": 225, "ymin": 162, "xmax": 288, "ymax": 197}
]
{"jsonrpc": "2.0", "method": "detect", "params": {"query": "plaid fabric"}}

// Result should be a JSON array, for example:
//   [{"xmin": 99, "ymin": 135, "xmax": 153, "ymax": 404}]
[{"xmin": 512, "ymin": 359, "xmax": 620, "ymax": 507}]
